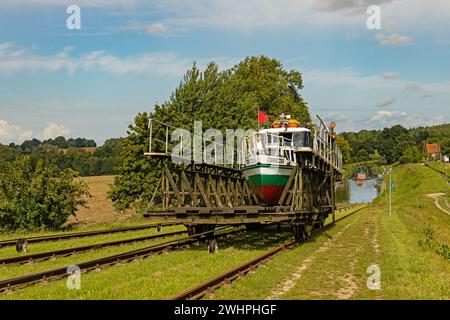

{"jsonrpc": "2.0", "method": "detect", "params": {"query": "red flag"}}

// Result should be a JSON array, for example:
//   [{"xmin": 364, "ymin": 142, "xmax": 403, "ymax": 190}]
[{"xmin": 258, "ymin": 111, "xmax": 269, "ymax": 124}]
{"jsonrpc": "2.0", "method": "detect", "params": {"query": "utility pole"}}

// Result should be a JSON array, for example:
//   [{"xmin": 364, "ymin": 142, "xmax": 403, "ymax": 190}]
[{"xmin": 387, "ymin": 168, "xmax": 393, "ymax": 216}]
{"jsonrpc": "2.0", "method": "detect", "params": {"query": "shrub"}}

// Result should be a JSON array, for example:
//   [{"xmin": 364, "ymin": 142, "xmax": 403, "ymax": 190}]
[{"xmin": 0, "ymin": 157, "xmax": 90, "ymax": 231}]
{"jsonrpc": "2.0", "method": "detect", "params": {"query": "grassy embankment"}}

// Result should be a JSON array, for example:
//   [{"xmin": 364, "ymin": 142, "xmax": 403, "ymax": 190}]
[{"xmin": 211, "ymin": 163, "xmax": 450, "ymax": 299}]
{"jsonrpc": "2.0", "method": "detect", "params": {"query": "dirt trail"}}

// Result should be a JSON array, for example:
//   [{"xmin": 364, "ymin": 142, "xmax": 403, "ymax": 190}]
[
  {"xmin": 426, "ymin": 193, "xmax": 450, "ymax": 216},
  {"xmin": 266, "ymin": 223, "xmax": 354, "ymax": 300},
  {"xmin": 266, "ymin": 209, "xmax": 381, "ymax": 300}
]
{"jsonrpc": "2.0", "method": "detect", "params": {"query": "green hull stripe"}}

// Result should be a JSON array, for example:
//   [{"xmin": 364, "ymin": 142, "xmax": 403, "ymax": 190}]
[
  {"xmin": 241, "ymin": 164, "xmax": 295, "ymax": 172},
  {"xmin": 248, "ymin": 174, "xmax": 289, "ymax": 187}
]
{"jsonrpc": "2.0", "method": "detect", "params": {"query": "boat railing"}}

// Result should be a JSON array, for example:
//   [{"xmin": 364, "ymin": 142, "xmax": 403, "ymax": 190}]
[
  {"xmin": 312, "ymin": 115, "xmax": 343, "ymax": 172},
  {"xmin": 243, "ymin": 132, "xmax": 294, "ymax": 164},
  {"xmin": 147, "ymin": 117, "xmax": 343, "ymax": 172}
]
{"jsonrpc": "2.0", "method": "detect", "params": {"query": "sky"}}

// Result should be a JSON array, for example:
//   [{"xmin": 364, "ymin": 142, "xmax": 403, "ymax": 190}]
[{"xmin": 0, "ymin": 0, "xmax": 449, "ymax": 145}]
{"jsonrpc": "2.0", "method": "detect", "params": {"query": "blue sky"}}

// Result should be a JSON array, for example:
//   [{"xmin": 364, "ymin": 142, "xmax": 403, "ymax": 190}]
[{"xmin": 0, "ymin": 0, "xmax": 449, "ymax": 145}]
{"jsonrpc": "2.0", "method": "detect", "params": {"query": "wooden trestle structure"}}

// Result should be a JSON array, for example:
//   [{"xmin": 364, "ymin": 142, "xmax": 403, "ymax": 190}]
[{"xmin": 144, "ymin": 117, "xmax": 343, "ymax": 242}]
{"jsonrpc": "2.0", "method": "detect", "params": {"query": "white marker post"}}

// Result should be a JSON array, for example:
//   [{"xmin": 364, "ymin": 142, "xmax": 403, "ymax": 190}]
[
  {"xmin": 388, "ymin": 168, "xmax": 393, "ymax": 216},
  {"xmin": 389, "ymin": 171, "xmax": 391, "ymax": 215}
]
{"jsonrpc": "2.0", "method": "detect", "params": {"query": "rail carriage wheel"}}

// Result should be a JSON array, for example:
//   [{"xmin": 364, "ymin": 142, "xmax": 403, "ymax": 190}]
[
  {"xmin": 313, "ymin": 215, "xmax": 325, "ymax": 229},
  {"xmin": 292, "ymin": 222, "xmax": 312, "ymax": 243},
  {"xmin": 185, "ymin": 224, "xmax": 216, "ymax": 239}
]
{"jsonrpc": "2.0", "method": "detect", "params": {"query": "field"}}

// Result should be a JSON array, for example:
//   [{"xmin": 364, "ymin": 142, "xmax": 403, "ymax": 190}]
[
  {"xmin": 72, "ymin": 176, "xmax": 141, "ymax": 227},
  {"xmin": 0, "ymin": 164, "xmax": 449, "ymax": 300}
]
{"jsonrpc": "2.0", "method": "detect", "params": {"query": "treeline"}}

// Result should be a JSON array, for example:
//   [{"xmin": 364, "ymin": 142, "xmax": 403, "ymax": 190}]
[
  {"xmin": 340, "ymin": 124, "xmax": 450, "ymax": 164},
  {"xmin": 9, "ymin": 136, "xmax": 96, "ymax": 153},
  {"xmin": 0, "ymin": 137, "xmax": 123, "ymax": 176}
]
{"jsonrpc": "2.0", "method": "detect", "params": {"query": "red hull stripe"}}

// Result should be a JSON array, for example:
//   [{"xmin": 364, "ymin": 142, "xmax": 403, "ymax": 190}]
[{"xmin": 251, "ymin": 185, "xmax": 286, "ymax": 205}]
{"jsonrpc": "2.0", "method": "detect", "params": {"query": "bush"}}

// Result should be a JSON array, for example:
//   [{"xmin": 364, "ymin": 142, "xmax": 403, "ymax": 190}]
[
  {"xmin": 0, "ymin": 157, "xmax": 90, "ymax": 231},
  {"xmin": 418, "ymin": 226, "xmax": 449, "ymax": 260}
]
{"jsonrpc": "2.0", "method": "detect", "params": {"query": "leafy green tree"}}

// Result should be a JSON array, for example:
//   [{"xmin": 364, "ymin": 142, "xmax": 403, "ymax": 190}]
[
  {"xmin": 21, "ymin": 138, "xmax": 41, "ymax": 153},
  {"xmin": 0, "ymin": 157, "xmax": 89, "ymax": 231},
  {"xmin": 108, "ymin": 113, "xmax": 154, "ymax": 212},
  {"xmin": 399, "ymin": 146, "xmax": 422, "ymax": 164},
  {"xmin": 335, "ymin": 135, "xmax": 351, "ymax": 163}
]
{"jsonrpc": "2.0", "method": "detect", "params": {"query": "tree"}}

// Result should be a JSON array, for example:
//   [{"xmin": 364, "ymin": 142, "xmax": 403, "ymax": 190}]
[
  {"xmin": 21, "ymin": 138, "xmax": 41, "ymax": 153},
  {"xmin": 399, "ymin": 146, "xmax": 421, "ymax": 164},
  {"xmin": 0, "ymin": 157, "xmax": 90, "ymax": 231},
  {"xmin": 108, "ymin": 113, "xmax": 155, "ymax": 212},
  {"xmin": 335, "ymin": 135, "xmax": 351, "ymax": 163}
]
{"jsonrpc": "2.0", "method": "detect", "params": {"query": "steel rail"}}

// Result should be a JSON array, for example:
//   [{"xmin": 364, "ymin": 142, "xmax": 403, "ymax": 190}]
[
  {"xmin": 171, "ymin": 205, "xmax": 367, "ymax": 300},
  {"xmin": 0, "ymin": 230, "xmax": 186, "ymax": 265},
  {"xmin": 0, "ymin": 222, "xmax": 180, "ymax": 248},
  {"xmin": 0, "ymin": 227, "xmax": 242, "ymax": 292},
  {"xmin": 335, "ymin": 203, "xmax": 365, "ymax": 213}
]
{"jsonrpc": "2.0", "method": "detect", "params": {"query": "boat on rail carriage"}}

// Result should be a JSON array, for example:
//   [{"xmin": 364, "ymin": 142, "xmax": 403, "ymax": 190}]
[{"xmin": 241, "ymin": 114, "xmax": 341, "ymax": 206}]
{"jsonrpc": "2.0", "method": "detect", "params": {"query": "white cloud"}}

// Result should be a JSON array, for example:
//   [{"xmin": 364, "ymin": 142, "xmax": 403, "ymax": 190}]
[
  {"xmin": 376, "ymin": 98, "xmax": 397, "ymax": 108},
  {"xmin": 121, "ymin": 22, "xmax": 169, "ymax": 36},
  {"xmin": 0, "ymin": 43, "xmax": 193, "ymax": 77},
  {"xmin": 364, "ymin": 111, "xmax": 448, "ymax": 129},
  {"xmin": 42, "ymin": 122, "xmax": 70, "ymax": 140},
  {"xmin": 0, "ymin": 119, "xmax": 33, "ymax": 143},
  {"xmin": 2, "ymin": 0, "xmax": 450, "ymax": 36},
  {"xmin": 366, "ymin": 110, "xmax": 408, "ymax": 128},
  {"xmin": 370, "ymin": 110, "xmax": 407, "ymax": 121},
  {"xmin": 0, "ymin": 43, "xmax": 243, "ymax": 78},
  {"xmin": 374, "ymin": 33, "xmax": 412, "ymax": 46},
  {"xmin": 382, "ymin": 72, "xmax": 399, "ymax": 80},
  {"xmin": 312, "ymin": 0, "xmax": 393, "ymax": 13},
  {"xmin": 304, "ymin": 68, "xmax": 450, "ymax": 94},
  {"xmin": 0, "ymin": 0, "xmax": 138, "ymax": 7},
  {"xmin": 145, "ymin": 23, "xmax": 168, "ymax": 35}
]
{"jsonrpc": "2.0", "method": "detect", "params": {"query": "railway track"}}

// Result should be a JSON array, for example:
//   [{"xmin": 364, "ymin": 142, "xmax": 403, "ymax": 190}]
[
  {"xmin": 0, "ymin": 222, "xmax": 179, "ymax": 248},
  {"xmin": 0, "ymin": 230, "xmax": 186, "ymax": 265},
  {"xmin": 335, "ymin": 203, "xmax": 364, "ymax": 213},
  {"xmin": 171, "ymin": 205, "xmax": 367, "ymax": 300},
  {"xmin": 0, "ymin": 227, "xmax": 243, "ymax": 293}
]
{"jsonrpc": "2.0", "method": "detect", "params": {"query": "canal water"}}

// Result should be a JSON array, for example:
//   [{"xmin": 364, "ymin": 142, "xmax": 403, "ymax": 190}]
[{"xmin": 335, "ymin": 178, "xmax": 380, "ymax": 204}]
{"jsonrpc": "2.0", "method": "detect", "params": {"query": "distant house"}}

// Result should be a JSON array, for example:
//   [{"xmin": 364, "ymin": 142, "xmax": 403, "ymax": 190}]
[{"xmin": 423, "ymin": 143, "xmax": 441, "ymax": 161}]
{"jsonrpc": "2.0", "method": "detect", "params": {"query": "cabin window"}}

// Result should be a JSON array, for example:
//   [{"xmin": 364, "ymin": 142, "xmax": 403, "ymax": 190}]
[
  {"xmin": 280, "ymin": 133, "xmax": 293, "ymax": 146},
  {"xmin": 293, "ymin": 131, "xmax": 312, "ymax": 148}
]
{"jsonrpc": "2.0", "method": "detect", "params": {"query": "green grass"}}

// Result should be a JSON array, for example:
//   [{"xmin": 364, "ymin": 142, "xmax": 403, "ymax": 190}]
[
  {"xmin": 0, "ymin": 228, "xmax": 188, "ymax": 281},
  {"xmin": 427, "ymin": 162, "xmax": 450, "ymax": 177},
  {"xmin": 0, "ymin": 218, "xmax": 166, "ymax": 242},
  {"xmin": 0, "ymin": 227, "xmax": 294, "ymax": 299},
  {"xmin": 2, "ymin": 164, "xmax": 449, "ymax": 299},
  {"xmin": 212, "ymin": 210, "xmax": 377, "ymax": 300},
  {"xmin": 213, "ymin": 164, "xmax": 450, "ymax": 300},
  {"xmin": 0, "ymin": 224, "xmax": 185, "ymax": 260}
]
